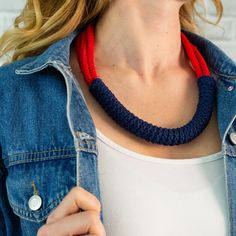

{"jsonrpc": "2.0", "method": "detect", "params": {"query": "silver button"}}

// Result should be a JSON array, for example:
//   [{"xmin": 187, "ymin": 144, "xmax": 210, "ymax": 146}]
[
  {"xmin": 230, "ymin": 132, "xmax": 236, "ymax": 145},
  {"xmin": 28, "ymin": 194, "xmax": 42, "ymax": 211},
  {"xmin": 227, "ymin": 85, "xmax": 234, "ymax": 91}
]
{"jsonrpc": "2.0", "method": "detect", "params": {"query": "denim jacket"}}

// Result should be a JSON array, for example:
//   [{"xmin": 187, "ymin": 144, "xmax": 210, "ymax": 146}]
[{"xmin": 0, "ymin": 23, "xmax": 236, "ymax": 236}]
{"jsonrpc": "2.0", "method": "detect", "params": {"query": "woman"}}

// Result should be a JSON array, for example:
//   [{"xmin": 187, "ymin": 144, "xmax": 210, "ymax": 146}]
[{"xmin": 0, "ymin": 0, "xmax": 235, "ymax": 235}]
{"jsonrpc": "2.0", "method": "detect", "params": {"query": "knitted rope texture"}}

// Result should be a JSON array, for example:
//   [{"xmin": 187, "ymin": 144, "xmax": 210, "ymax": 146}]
[{"xmin": 89, "ymin": 76, "xmax": 216, "ymax": 145}]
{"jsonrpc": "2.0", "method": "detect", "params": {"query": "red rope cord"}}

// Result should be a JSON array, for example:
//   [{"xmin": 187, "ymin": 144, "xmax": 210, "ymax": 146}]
[
  {"xmin": 192, "ymin": 46, "xmax": 210, "ymax": 76},
  {"xmin": 180, "ymin": 33, "xmax": 203, "ymax": 78},
  {"xmin": 76, "ymin": 23, "xmax": 210, "ymax": 86},
  {"xmin": 87, "ymin": 24, "xmax": 98, "ymax": 80},
  {"xmin": 75, "ymin": 27, "xmax": 93, "ymax": 86}
]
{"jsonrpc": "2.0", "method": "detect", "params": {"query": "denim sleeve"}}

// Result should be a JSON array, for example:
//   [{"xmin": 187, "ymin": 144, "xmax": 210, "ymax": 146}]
[{"xmin": 0, "ymin": 145, "xmax": 21, "ymax": 236}]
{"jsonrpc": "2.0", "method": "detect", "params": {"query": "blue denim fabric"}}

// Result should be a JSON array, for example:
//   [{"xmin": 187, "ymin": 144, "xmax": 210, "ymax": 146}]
[{"xmin": 0, "ymin": 23, "xmax": 236, "ymax": 235}]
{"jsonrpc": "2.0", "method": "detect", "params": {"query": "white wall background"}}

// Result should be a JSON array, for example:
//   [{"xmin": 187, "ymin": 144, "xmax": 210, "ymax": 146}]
[{"xmin": 0, "ymin": 0, "xmax": 236, "ymax": 63}]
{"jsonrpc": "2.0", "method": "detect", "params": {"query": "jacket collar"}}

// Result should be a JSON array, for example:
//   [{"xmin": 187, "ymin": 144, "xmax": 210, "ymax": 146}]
[{"xmin": 15, "ymin": 25, "xmax": 236, "ymax": 79}]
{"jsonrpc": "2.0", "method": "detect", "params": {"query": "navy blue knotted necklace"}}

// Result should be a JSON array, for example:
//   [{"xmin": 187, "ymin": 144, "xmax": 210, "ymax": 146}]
[{"xmin": 75, "ymin": 23, "xmax": 216, "ymax": 146}]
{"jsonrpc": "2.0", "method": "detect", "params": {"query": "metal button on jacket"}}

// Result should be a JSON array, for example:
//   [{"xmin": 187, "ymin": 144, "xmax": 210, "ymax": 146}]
[
  {"xmin": 227, "ymin": 85, "xmax": 234, "ymax": 92},
  {"xmin": 28, "ymin": 194, "xmax": 42, "ymax": 211},
  {"xmin": 230, "ymin": 132, "xmax": 236, "ymax": 145}
]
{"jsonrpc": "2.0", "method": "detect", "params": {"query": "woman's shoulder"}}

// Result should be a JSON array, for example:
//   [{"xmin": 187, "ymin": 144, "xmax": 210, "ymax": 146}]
[
  {"xmin": 0, "ymin": 28, "xmax": 78, "ymax": 80},
  {"xmin": 0, "ymin": 56, "xmax": 41, "ymax": 88},
  {"xmin": 184, "ymin": 30, "xmax": 236, "ymax": 79}
]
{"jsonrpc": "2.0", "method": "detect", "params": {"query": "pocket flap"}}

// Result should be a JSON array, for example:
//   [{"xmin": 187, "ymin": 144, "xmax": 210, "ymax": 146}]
[{"xmin": 5, "ymin": 148, "xmax": 76, "ymax": 222}]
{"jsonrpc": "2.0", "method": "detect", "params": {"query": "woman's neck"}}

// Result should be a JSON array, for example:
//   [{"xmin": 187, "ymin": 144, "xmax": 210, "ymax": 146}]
[{"xmin": 94, "ymin": 0, "xmax": 188, "ymax": 83}]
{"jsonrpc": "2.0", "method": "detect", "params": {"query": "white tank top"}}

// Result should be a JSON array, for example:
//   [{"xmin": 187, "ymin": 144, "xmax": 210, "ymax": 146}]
[{"xmin": 96, "ymin": 128, "xmax": 229, "ymax": 236}]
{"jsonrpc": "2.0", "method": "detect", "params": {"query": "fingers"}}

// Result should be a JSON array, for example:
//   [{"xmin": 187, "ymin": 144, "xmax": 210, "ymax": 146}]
[
  {"xmin": 38, "ymin": 187, "xmax": 105, "ymax": 236},
  {"xmin": 37, "ymin": 210, "xmax": 106, "ymax": 236},
  {"xmin": 46, "ymin": 186, "xmax": 101, "ymax": 224}
]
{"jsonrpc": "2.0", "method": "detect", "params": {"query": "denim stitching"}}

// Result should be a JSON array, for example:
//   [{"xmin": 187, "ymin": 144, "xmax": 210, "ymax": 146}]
[
  {"xmin": 8, "ymin": 148, "xmax": 76, "ymax": 157},
  {"xmin": 8, "ymin": 154, "xmax": 76, "ymax": 167},
  {"xmin": 10, "ymin": 197, "xmax": 65, "ymax": 222},
  {"xmin": 9, "ymin": 187, "xmax": 71, "ymax": 222},
  {"xmin": 210, "ymin": 67, "xmax": 236, "ymax": 79},
  {"xmin": 76, "ymin": 147, "xmax": 98, "ymax": 155}
]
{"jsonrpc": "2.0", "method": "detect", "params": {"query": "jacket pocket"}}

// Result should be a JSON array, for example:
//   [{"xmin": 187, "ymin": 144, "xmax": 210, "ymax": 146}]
[{"xmin": 4, "ymin": 148, "xmax": 77, "ymax": 234}]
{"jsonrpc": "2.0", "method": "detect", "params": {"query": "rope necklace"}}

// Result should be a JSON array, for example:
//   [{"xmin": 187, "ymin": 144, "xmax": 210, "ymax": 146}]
[{"xmin": 75, "ymin": 23, "xmax": 216, "ymax": 146}]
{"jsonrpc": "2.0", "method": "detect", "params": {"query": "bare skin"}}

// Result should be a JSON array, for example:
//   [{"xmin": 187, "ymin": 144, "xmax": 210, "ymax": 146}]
[
  {"xmin": 69, "ymin": 0, "xmax": 222, "ymax": 159},
  {"xmin": 37, "ymin": 187, "xmax": 105, "ymax": 236}
]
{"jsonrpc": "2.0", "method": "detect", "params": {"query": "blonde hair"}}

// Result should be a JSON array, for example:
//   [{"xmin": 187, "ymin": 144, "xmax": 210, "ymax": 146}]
[{"xmin": 0, "ymin": 0, "xmax": 223, "ymax": 65}]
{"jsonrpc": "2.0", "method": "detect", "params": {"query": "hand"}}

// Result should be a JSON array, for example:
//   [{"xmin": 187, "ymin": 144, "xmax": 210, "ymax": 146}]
[{"xmin": 37, "ymin": 186, "xmax": 106, "ymax": 236}]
